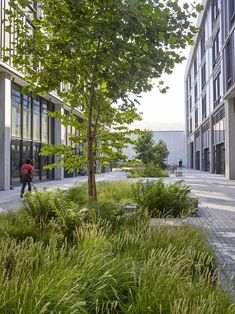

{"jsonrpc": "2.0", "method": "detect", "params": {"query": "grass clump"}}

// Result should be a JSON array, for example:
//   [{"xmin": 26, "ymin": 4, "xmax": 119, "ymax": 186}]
[
  {"xmin": 133, "ymin": 179, "xmax": 197, "ymax": 217},
  {"xmin": 127, "ymin": 162, "xmax": 169, "ymax": 178},
  {"xmin": 0, "ymin": 181, "xmax": 232, "ymax": 312},
  {"xmin": 0, "ymin": 215, "xmax": 233, "ymax": 313}
]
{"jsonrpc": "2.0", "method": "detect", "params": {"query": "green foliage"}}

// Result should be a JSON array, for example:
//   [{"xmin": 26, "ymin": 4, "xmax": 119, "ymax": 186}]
[
  {"xmin": 21, "ymin": 191, "xmax": 95, "ymax": 241},
  {"xmin": 22, "ymin": 191, "xmax": 65, "ymax": 225},
  {"xmin": 134, "ymin": 130, "xmax": 157, "ymax": 164},
  {"xmin": 118, "ymin": 160, "xmax": 144, "ymax": 168},
  {"xmin": 65, "ymin": 185, "xmax": 88, "ymax": 206},
  {"xmin": 127, "ymin": 163, "xmax": 169, "ymax": 178},
  {"xmin": 134, "ymin": 130, "xmax": 169, "ymax": 168},
  {"xmin": 155, "ymin": 139, "xmax": 170, "ymax": 169},
  {"xmin": 141, "ymin": 162, "xmax": 169, "ymax": 177},
  {"xmin": 96, "ymin": 181, "xmax": 133, "ymax": 204},
  {"xmin": 3, "ymin": 0, "xmax": 199, "ymax": 200},
  {"xmin": 0, "ymin": 211, "xmax": 51, "ymax": 243},
  {"xmin": 0, "ymin": 181, "xmax": 232, "ymax": 313},
  {"xmin": 133, "ymin": 179, "xmax": 197, "ymax": 217},
  {"xmin": 0, "ymin": 217, "xmax": 232, "ymax": 313}
]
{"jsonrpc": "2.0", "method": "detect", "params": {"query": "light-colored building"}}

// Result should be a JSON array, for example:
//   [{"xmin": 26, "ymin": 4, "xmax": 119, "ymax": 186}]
[
  {"xmin": 0, "ymin": 1, "xmax": 83, "ymax": 190},
  {"xmin": 185, "ymin": 0, "xmax": 235, "ymax": 179},
  {"xmin": 123, "ymin": 131, "xmax": 186, "ymax": 165}
]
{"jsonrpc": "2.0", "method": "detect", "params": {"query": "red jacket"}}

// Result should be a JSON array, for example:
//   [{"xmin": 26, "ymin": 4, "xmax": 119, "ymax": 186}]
[{"xmin": 21, "ymin": 164, "xmax": 33, "ymax": 181}]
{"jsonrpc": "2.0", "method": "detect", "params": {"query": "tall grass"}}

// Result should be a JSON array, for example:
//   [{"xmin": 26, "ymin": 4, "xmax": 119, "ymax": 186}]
[
  {"xmin": 0, "ymin": 214, "xmax": 233, "ymax": 313},
  {"xmin": 133, "ymin": 179, "xmax": 197, "ymax": 217},
  {"xmin": 0, "ymin": 182, "xmax": 233, "ymax": 313}
]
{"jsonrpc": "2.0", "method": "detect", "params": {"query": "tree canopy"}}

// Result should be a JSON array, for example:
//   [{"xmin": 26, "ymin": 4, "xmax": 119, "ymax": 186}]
[
  {"xmin": 134, "ymin": 130, "xmax": 169, "ymax": 167},
  {"xmin": 4, "ymin": 0, "xmax": 201, "ymax": 200}
]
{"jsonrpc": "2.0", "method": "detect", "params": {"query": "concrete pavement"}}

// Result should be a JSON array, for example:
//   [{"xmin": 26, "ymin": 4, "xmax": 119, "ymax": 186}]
[
  {"xmin": 174, "ymin": 169, "xmax": 235, "ymax": 296},
  {"xmin": 0, "ymin": 172, "xmax": 127, "ymax": 212}
]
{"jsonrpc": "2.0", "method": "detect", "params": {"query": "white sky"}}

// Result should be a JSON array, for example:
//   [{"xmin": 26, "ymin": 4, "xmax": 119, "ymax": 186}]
[{"xmin": 132, "ymin": 0, "xmax": 197, "ymax": 131}]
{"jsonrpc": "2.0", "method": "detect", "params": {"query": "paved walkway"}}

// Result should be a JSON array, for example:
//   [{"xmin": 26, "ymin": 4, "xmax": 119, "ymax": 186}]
[
  {"xmin": 172, "ymin": 169, "xmax": 235, "ymax": 297},
  {"xmin": 0, "ymin": 172, "xmax": 127, "ymax": 212},
  {"xmin": 1, "ymin": 169, "xmax": 235, "ymax": 297}
]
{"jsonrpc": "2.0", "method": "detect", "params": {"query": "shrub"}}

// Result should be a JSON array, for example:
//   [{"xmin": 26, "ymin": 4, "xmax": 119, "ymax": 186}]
[
  {"xmin": 21, "ymin": 190, "xmax": 65, "ymax": 225},
  {"xmin": 127, "ymin": 163, "xmax": 168, "ymax": 178},
  {"xmin": 133, "ymin": 179, "xmax": 197, "ymax": 217},
  {"xmin": 21, "ymin": 190, "xmax": 95, "ymax": 241},
  {"xmin": 141, "ymin": 162, "xmax": 168, "ymax": 177},
  {"xmin": 65, "ymin": 184, "xmax": 88, "ymax": 206}
]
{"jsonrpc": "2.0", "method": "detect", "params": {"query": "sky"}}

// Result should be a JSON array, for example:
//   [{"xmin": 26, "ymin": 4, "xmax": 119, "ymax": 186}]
[{"xmin": 131, "ymin": 0, "xmax": 197, "ymax": 131}]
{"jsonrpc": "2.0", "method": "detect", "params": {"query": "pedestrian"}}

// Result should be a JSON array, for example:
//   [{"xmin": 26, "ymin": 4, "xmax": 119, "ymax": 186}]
[
  {"xmin": 20, "ymin": 158, "xmax": 33, "ymax": 198},
  {"xmin": 178, "ymin": 159, "xmax": 183, "ymax": 170}
]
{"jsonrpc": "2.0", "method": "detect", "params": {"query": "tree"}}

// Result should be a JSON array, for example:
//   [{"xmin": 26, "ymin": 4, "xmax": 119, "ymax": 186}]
[
  {"xmin": 134, "ymin": 130, "xmax": 156, "ymax": 164},
  {"xmin": 4, "ymin": 0, "xmax": 201, "ymax": 201},
  {"xmin": 154, "ymin": 139, "xmax": 169, "ymax": 169},
  {"xmin": 134, "ymin": 130, "xmax": 169, "ymax": 167}
]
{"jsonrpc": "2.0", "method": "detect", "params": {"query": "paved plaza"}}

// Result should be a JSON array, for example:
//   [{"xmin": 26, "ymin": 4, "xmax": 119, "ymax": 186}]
[{"xmin": 1, "ymin": 169, "xmax": 235, "ymax": 297}]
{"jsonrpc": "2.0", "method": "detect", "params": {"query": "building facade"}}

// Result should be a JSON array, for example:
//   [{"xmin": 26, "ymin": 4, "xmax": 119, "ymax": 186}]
[
  {"xmin": 185, "ymin": 0, "xmax": 235, "ymax": 179},
  {"xmin": 0, "ymin": 1, "xmax": 83, "ymax": 190},
  {"xmin": 123, "ymin": 131, "xmax": 186, "ymax": 166}
]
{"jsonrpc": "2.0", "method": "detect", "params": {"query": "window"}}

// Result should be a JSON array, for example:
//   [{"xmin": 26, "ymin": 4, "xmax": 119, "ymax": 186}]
[
  {"xmin": 11, "ymin": 140, "xmax": 21, "ymax": 184},
  {"xmin": 12, "ymin": 87, "xmax": 22, "ymax": 138},
  {"xmin": 11, "ymin": 85, "xmax": 55, "ymax": 184},
  {"xmin": 212, "ymin": 30, "xmax": 220, "ymax": 66},
  {"xmin": 194, "ymin": 57, "xmax": 197, "ymax": 77},
  {"xmin": 201, "ymin": 63, "xmax": 206, "ymax": 88},
  {"xmin": 187, "ymin": 74, "xmax": 191, "ymax": 93},
  {"xmin": 33, "ymin": 98, "xmax": 40, "ymax": 141},
  {"xmin": 195, "ymin": 108, "xmax": 198, "ymax": 128},
  {"xmin": 201, "ymin": 31, "xmax": 205, "ymax": 58},
  {"xmin": 212, "ymin": 0, "xmax": 219, "ymax": 23},
  {"xmin": 189, "ymin": 96, "xmax": 192, "ymax": 112},
  {"xmin": 202, "ymin": 95, "xmax": 207, "ymax": 120},
  {"xmin": 229, "ymin": 0, "xmax": 235, "ymax": 26},
  {"xmin": 194, "ymin": 83, "xmax": 198, "ymax": 102},
  {"xmin": 41, "ymin": 100, "xmax": 48, "ymax": 142},
  {"xmin": 226, "ymin": 39, "xmax": 233, "ymax": 90},
  {"xmin": 23, "ymin": 95, "xmax": 32, "ymax": 139},
  {"xmin": 190, "ymin": 117, "xmax": 192, "ymax": 134},
  {"xmin": 213, "ymin": 72, "xmax": 221, "ymax": 107}
]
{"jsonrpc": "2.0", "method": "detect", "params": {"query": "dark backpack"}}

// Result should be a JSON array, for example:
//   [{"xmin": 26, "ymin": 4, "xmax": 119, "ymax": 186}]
[{"xmin": 21, "ymin": 168, "xmax": 30, "ymax": 181}]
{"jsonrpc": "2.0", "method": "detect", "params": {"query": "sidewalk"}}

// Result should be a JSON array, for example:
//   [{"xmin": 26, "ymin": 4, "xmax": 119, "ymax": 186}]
[
  {"xmin": 174, "ymin": 169, "xmax": 235, "ymax": 297},
  {"xmin": 0, "ymin": 172, "xmax": 127, "ymax": 212}
]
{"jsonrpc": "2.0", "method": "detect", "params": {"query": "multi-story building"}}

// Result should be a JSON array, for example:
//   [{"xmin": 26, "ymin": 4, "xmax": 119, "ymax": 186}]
[
  {"xmin": 185, "ymin": 0, "xmax": 235, "ymax": 179},
  {"xmin": 0, "ymin": 1, "xmax": 83, "ymax": 191}
]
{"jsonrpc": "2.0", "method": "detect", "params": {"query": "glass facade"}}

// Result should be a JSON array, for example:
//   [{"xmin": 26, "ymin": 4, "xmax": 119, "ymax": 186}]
[{"xmin": 11, "ymin": 84, "xmax": 55, "ymax": 185}]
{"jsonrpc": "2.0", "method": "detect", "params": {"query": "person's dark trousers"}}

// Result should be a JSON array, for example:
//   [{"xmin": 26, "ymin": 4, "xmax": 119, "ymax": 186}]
[{"xmin": 21, "ymin": 180, "xmax": 32, "ymax": 195}]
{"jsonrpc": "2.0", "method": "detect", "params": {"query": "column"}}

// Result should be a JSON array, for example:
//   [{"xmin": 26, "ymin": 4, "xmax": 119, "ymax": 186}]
[
  {"xmin": 225, "ymin": 98, "xmax": 235, "ymax": 179},
  {"xmin": 54, "ymin": 105, "xmax": 65, "ymax": 180},
  {"xmin": 0, "ymin": 73, "xmax": 11, "ymax": 190},
  {"xmin": 209, "ymin": 116, "xmax": 214, "ymax": 173},
  {"xmin": 200, "ymin": 128, "xmax": 203, "ymax": 170}
]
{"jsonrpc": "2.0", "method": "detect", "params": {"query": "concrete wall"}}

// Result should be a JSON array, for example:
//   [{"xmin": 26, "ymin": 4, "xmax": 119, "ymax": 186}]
[{"xmin": 123, "ymin": 131, "xmax": 186, "ymax": 166}]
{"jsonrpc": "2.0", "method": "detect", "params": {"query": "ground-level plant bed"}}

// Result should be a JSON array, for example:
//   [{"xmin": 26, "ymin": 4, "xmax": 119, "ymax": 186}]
[
  {"xmin": 127, "ymin": 162, "xmax": 169, "ymax": 178},
  {"xmin": 0, "ymin": 208, "xmax": 234, "ymax": 313}
]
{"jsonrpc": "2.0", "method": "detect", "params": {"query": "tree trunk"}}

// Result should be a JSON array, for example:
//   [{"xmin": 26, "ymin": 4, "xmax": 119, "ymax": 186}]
[{"xmin": 87, "ymin": 85, "xmax": 97, "ymax": 202}]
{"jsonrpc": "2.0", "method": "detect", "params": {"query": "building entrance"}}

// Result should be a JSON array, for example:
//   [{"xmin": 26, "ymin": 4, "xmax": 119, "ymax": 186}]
[
  {"xmin": 190, "ymin": 142, "xmax": 194, "ymax": 168},
  {"xmin": 215, "ymin": 143, "xmax": 225, "ymax": 174},
  {"xmin": 195, "ymin": 151, "xmax": 200, "ymax": 170},
  {"xmin": 203, "ymin": 148, "xmax": 210, "ymax": 172}
]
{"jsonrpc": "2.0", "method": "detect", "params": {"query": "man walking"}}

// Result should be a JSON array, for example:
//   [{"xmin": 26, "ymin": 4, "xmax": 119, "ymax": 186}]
[
  {"xmin": 178, "ymin": 159, "xmax": 183, "ymax": 170},
  {"xmin": 20, "ymin": 158, "xmax": 33, "ymax": 198}
]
